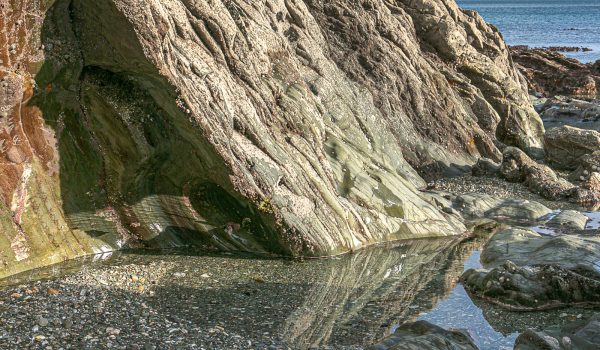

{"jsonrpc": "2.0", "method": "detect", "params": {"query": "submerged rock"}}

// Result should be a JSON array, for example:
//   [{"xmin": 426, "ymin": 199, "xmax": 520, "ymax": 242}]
[{"xmin": 367, "ymin": 321, "xmax": 478, "ymax": 350}]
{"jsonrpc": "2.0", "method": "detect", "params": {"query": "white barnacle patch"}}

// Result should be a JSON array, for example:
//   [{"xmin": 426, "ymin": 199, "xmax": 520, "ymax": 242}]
[
  {"xmin": 150, "ymin": 223, "xmax": 164, "ymax": 234},
  {"xmin": 383, "ymin": 263, "xmax": 404, "ymax": 280},
  {"xmin": 11, "ymin": 165, "xmax": 33, "ymax": 225},
  {"xmin": 10, "ymin": 230, "xmax": 30, "ymax": 262}
]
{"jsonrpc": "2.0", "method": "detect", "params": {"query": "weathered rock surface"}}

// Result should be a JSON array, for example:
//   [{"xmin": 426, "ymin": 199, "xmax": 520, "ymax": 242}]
[
  {"xmin": 500, "ymin": 147, "xmax": 574, "ymax": 199},
  {"xmin": 511, "ymin": 46, "xmax": 600, "ymax": 97},
  {"xmin": 545, "ymin": 126, "xmax": 600, "ymax": 169},
  {"xmin": 539, "ymin": 97, "xmax": 600, "ymax": 121},
  {"xmin": 367, "ymin": 321, "xmax": 478, "ymax": 350},
  {"xmin": 499, "ymin": 147, "xmax": 600, "ymax": 209},
  {"xmin": 471, "ymin": 157, "xmax": 500, "ymax": 177},
  {"xmin": 0, "ymin": 0, "xmax": 544, "ymax": 276},
  {"xmin": 546, "ymin": 210, "xmax": 589, "ymax": 231},
  {"xmin": 462, "ymin": 227, "xmax": 600, "ymax": 310},
  {"xmin": 570, "ymin": 152, "xmax": 600, "ymax": 182},
  {"xmin": 514, "ymin": 313, "xmax": 600, "ymax": 350},
  {"xmin": 479, "ymin": 228, "xmax": 600, "ymax": 272},
  {"xmin": 453, "ymin": 193, "xmax": 551, "ymax": 224},
  {"xmin": 462, "ymin": 260, "xmax": 600, "ymax": 311}
]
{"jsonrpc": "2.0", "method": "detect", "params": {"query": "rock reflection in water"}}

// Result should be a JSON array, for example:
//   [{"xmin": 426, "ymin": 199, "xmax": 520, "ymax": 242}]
[
  {"xmin": 418, "ymin": 251, "xmax": 519, "ymax": 350},
  {"xmin": 0, "ymin": 237, "xmax": 484, "ymax": 348},
  {"xmin": 281, "ymin": 238, "xmax": 481, "ymax": 348}
]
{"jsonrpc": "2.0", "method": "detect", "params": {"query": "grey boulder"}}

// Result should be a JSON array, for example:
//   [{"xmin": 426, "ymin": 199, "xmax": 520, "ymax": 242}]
[
  {"xmin": 545, "ymin": 126, "xmax": 600, "ymax": 170},
  {"xmin": 367, "ymin": 321, "xmax": 478, "ymax": 350}
]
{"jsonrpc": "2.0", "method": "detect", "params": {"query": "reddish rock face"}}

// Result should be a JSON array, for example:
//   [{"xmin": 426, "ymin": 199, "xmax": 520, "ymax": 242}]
[
  {"xmin": 0, "ymin": 1, "xmax": 49, "ymax": 211},
  {"xmin": 511, "ymin": 46, "xmax": 600, "ymax": 98}
]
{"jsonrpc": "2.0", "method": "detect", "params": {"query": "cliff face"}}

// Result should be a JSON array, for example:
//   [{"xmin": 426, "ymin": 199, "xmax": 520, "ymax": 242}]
[{"xmin": 0, "ymin": 0, "xmax": 542, "ymax": 276}]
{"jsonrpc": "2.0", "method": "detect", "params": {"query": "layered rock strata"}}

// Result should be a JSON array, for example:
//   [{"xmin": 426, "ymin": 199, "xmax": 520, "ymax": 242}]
[{"xmin": 0, "ymin": 0, "xmax": 544, "ymax": 276}]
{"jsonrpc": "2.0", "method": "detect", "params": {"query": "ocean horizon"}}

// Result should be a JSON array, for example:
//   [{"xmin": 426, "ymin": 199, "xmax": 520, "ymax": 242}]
[{"xmin": 457, "ymin": 0, "xmax": 600, "ymax": 63}]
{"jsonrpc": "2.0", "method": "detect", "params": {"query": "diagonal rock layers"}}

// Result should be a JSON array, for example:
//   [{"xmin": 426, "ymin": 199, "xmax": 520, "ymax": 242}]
[{"xmin": 0, "ymin": 0, "xmax": 543, "ymax": 277}]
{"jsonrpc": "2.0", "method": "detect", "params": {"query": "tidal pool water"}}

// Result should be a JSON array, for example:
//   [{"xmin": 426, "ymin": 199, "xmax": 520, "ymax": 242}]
[
  {"xmin": 417, "ymin": 251, "xmax": 518, "ymax": 350},
  {"xmin": 0, "ymin": 236, "xmax": 592, "ymax": 349}
]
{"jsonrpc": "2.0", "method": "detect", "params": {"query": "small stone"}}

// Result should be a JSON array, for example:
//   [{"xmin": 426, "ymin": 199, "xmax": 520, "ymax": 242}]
[
  {"xmin": 34, "ymin": 335, "xmax": 46, "ymax": 342},
  {"xmin": 37, "ymin": 316, "xmax": 49, "ymax": 327},
  {"xmin": 63, "ymin": 318, "xmax": 73, "ymax": 329},
  {"xmin": 37, "ymin": 316, "xmax": 50, "ymax": 327},
  {"xmin": 10, "ymin": 292, "xmax": 22, "ymax": 298},
  {"xmin": 173, "ymin": 272, "xmax": 186, "ymax": 278},
  {"xmin": 201, "ymin": 273, "xmax": 210, "ymax": 278},
  {"xmin": 106, "ymin": 327, "xmax": 121, "ymax": 336},
  {"xmin": 47, "ymin": 287, "xmax": 60, "ymax": 295}
]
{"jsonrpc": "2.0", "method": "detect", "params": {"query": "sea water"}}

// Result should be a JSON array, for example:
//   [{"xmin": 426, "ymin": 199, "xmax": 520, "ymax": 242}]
[{"xmin": 457, "ymin": 0, "xmax": 600, "ymax": 63}]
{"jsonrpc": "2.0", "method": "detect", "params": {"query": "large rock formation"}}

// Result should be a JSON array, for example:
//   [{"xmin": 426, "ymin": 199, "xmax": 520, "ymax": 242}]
[
  {"xmin": 511, "ymin": 45, "xmax": 600, "ymax": 97},
  {"xmin": 0, "ymin": 0, "xmax": 543, "ymax": 276},
  {"xmin": 462, "ymin": 227, "xmax": 600, "ymax": 311},
  {"xmin": 545, "ymin": 125, "xmax": 600, "ymax": 170},
  {"xmin": 497, "ymin": 146, "xmax": 600, "ymax": 209}
]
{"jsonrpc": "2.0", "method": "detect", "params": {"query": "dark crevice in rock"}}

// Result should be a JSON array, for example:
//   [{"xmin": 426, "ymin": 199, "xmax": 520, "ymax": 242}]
[{"xmin": 30, "ymin": 0, "xmax": 288, "ymax": 257}]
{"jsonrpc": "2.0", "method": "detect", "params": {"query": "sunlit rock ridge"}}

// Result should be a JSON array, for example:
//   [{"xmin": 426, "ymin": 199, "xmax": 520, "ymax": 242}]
[{"xmin": 0, "ymin": 0, "xmax": 543, "ymax": 276}]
